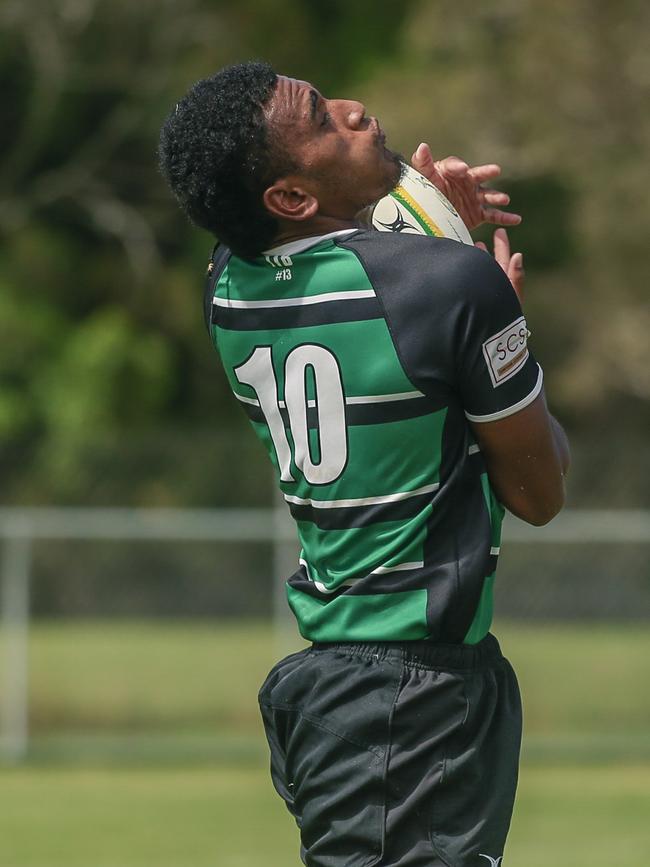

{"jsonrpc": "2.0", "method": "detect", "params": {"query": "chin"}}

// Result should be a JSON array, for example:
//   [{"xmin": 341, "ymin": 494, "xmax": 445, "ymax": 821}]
[
  {"xmin": 346, "ymin": 153, "xmax": 406, "ymax": 216},
  {"xmin": 377, "ymin": 153, "xmax": 405, "ymax": 200},
  {"xmin": 390, "ymin": 153, "xmax": 407, "ymax": 185},
  {"xmin": 375, "ymin": 149, "xmax": 405, "ymax": 195}
]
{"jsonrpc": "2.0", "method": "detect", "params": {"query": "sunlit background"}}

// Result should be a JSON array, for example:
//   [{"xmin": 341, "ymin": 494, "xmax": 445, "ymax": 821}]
[{"xmin": 1, "ymin": 2, "xmax": 649, "ymax": 866}]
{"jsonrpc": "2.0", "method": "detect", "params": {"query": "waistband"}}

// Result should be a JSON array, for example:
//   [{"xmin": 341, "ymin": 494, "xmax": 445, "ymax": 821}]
[{"xmin": 310, "ymin": 632, "xmax": 502, "ymax": 671}]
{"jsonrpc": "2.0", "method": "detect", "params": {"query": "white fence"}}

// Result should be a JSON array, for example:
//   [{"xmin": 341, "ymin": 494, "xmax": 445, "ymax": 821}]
[{"xmin": 1, "ymin": 506, "xmax": 649, "ymax": 762}]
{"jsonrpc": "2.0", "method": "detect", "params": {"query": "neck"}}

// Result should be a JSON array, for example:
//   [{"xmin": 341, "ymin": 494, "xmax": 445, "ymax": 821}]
[{"xmin": 269, "ymin": 215, "xmax": 359, "ymax": 248}]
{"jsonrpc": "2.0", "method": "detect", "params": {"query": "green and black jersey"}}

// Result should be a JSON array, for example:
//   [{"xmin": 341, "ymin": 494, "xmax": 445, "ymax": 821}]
[{"xmin": 206, "ymin": 229, "xmax": 542, "ymax": 644}]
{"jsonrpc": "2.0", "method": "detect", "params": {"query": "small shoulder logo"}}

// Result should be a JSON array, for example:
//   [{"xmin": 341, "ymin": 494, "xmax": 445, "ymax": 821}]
[{"xmin": 479, "ymin": 855, "xmax": 503, "ymax": 867}]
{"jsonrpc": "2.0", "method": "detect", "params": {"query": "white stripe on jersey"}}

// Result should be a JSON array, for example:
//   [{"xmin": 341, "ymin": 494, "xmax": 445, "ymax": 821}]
[
  {"xmin": 346, "ymin": 390, "xmax": 425, "ymax": 404},
  {"xmin": 236, "ymin": 389, "xmax": 426, "ymax": 409},
  {"xmin": 284, "ymin": 482, "xmax": 439, "ymax": 510},
  {"xmin": 370, "ymin": 561, "xmax": 424, "ymax": 574},
  {"xmin": 233, "ymin": 393, "xmax": 260, "ymax": 406},
  {"xmin": 299, "ymin": 558, "xmax": 425, "ymax": 592},
  {"xmin": 342, "ymin": 561, "xmax": 426, "ymax": 585},
  {"xmin": 213, "ymin": 288, "xmax": 375, "ymax": 309}
]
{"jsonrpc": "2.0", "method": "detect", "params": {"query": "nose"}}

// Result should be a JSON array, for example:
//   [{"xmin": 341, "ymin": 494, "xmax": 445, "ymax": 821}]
[{"xmin": 341, "ymin": 99, "xmax": 366, "ymax": 129}]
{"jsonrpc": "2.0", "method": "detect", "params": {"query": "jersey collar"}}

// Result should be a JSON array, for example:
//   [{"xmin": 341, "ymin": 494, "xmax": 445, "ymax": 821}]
[{"xmin": 262, "ymin": 228, "xmax": 359, "ymax": 258}]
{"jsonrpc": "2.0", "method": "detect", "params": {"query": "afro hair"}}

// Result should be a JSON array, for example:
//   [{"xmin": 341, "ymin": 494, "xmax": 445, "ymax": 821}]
[{"xmin": 159, "ymin": 61, "xmax": 296, "ymax": 259}]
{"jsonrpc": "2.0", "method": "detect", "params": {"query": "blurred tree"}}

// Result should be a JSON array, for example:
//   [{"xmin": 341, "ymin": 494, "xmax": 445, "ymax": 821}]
[
  {"xmin": 0, "ymin": 0, "xmax": 648, "ymax": 508},
  {"xmin": 358, "ymin": 0, "xmax": 650, "ymax": 427},
  {"xmin": 0, "ymin": 0, "xmax": 417, "ymax": 503}
]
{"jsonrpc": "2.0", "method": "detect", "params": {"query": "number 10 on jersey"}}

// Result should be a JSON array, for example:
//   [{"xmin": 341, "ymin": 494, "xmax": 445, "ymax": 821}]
[{"xmin": 234, "ymin": 345, "xmax": 348, "ymax": 486}]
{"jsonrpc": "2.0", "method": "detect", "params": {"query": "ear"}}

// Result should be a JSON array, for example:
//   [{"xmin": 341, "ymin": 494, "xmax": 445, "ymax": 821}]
[{"xmin": 263, "ymin": 180, "xmax": 319, "ymax": 222}]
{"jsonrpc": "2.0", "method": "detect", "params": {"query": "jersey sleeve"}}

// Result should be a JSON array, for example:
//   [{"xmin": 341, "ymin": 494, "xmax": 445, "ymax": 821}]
[
  {"xmin": 338, "ymin": 232, "xmax": 542, "ymax": 422},
  {"xmin": 448, "ymin": 246, "xmax": 542, "ymax": 422}
]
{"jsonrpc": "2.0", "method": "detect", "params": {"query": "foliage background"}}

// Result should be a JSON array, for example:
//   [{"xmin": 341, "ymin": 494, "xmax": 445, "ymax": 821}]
[
  {"xmin": 1, "ymin": 0, "xmax": 648, "ymax": 511},
  {"xmin": 1, "ymin": 7, "xmax": 649, "ymax": 865}
]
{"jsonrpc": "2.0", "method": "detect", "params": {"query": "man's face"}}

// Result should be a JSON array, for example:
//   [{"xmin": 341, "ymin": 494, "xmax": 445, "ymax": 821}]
[{"xmin": 264, "ymin": 76, "xmax": 403, "ymax": 220}]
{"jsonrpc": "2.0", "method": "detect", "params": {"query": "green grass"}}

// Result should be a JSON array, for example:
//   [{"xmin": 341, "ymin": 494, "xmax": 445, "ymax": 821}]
[
  {"xmin": 22, "ymin": 619, "xmax": 650, "ymax": 745},
  {"xmin": 510, "ymin": 764, "xmax": 650, "ymax": 867},
  {"xmin": 498, "ymin": 623, "xmax": 650, "ymax": 736},
  {"xmin": 0, "ymin": 765, "xmax": 292, "ymax": 867},
  {"xmin": 1, "ymin": 763, "xmax": 649, "ymax": 867},
  {"xmin": 1, "ymin": 619, "xmax": 649, "ymax": 866},
  {"xmin": 26, "ymin": 620, "xmax": 284, "ymax": 732}
]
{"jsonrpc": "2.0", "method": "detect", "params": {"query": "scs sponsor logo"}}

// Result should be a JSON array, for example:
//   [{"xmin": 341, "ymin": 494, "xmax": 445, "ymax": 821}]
[{"xmin": 482, "ymin": 316, "xmax": 530, "ymax": 387}]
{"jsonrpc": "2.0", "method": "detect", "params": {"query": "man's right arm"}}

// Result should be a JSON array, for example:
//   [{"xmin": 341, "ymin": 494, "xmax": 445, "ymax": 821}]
[
  {"xmin": 340, "ymin": 231, "xmax": 569, "ymax": 527},
  {"xmin": 469, "ymin": 229, "xmax": 570, "ymax": 526},
  {"xmin": 470, "ymin": 392, "xmax": 570, "ymax": 526}
]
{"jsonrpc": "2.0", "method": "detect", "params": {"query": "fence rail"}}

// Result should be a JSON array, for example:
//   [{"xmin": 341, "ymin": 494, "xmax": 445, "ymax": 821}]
[{"xmin": 1, "ymin": 506, "xmax": 648, "ymax": 762}]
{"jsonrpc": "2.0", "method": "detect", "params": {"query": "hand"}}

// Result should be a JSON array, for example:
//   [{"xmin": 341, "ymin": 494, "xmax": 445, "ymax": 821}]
[
  {"xmin": 476, "ymin": 228, "xmax": 525, "ymax": 303},
  {"xmin": 411, "ymin": 143, "xmax": 522, "ymax": 231}
]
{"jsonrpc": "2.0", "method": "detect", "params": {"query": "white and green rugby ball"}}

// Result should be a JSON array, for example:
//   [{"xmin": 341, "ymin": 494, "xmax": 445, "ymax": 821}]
[{"xmin": 370, "ymin": 163, "xmax": 473, "ymax": 245}]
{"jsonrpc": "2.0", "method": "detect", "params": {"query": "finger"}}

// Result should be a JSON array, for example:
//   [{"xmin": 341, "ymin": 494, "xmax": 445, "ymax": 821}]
[
  {"xmin": 481, "ymin": 207, "xmax": 522, "ymax": 226},
  {"xmin": 493, "ymin": 228, "xmax": 511, "ymax": 271},
  {"xmin": 474, "ymin": 241, "xmax": 488, "ymax": 252},
  {"xmin": 411, "ymin": 142, "xmax": 441, "ymax": 184},
  {"xmin": 467, "ymin": 163, "xmax": 502, "ymax": 183},
  {"xmin": 480, "ymin": 190, "xmax": 510, "ymax": 206},
  {"xmin": 435, "ymin": 155, "xmax": 469, "ymax": 176},
  {"xmin": 411, "ymin": 142, "xmax": 435, "ymax": 172},
  {"xmin": 507, "ymin": 252, "xmax": 525, "ymax": 302},
  {"xmin": 507, "ymin": 252, "xmax": 524, "ymax": 280}
]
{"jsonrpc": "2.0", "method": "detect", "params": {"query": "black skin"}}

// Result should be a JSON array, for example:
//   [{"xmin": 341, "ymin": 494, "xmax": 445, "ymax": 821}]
[
  {"xmin": 261, "ymin": 76, "xmax": 570, "ymax": 525},
  {"xmin": 159, "ymin": 63, "xmax": 569, "ymax": 525},
  {"xmin": 262, "ymin": 76, "xmax": 404, "ymax": 247}
]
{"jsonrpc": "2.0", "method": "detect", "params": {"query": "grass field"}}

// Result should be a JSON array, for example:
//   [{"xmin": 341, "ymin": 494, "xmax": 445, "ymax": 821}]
[{"xmin": 1, "ymin": 620, "xmax": 649, "ymax": 866}]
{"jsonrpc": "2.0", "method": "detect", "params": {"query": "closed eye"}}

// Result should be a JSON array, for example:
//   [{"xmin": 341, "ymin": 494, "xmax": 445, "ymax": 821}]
[{"xmin": 321, "ymin": 111, "xmax": 331, "ymax": 127}]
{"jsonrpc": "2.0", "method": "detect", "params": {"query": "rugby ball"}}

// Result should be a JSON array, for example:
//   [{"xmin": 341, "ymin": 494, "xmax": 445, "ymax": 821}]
[{"xmin": 370, "ymin": 163, "xmax": 473, "ymax": 245}]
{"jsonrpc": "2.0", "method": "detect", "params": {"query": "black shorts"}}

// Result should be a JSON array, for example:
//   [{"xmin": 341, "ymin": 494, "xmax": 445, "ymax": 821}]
[{"xmin": 258, "ymin": 634, "xmax": 522, "ymax": 867}]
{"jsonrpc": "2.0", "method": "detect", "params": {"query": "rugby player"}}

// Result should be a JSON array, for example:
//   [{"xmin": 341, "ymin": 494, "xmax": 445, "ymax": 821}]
[{"xmin": 159, "ymin": 60, "xmax": 570, "ymax": 867}]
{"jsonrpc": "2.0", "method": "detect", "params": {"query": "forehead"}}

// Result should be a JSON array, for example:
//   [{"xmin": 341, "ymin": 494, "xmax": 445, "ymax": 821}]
[{"xmin": 265, "ymin": 75, "xmax": 316, "ymax": 128}]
